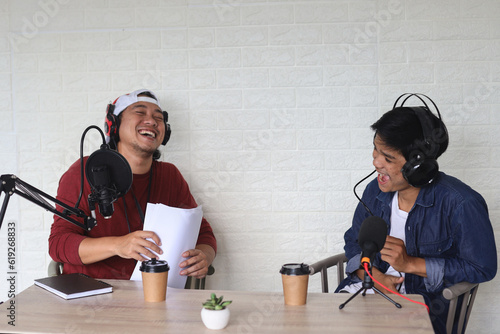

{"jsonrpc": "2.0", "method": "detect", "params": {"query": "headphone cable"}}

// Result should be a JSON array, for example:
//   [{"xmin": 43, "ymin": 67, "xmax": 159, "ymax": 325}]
[{"xmin": 353, "ymin": 170, "xmax": 376, "ymax": 216}]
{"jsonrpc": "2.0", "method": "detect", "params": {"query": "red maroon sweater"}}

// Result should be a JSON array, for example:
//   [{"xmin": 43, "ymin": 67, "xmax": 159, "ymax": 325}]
[{"xmin": 49, "ymin": 158, "xmax": 216, "ymax": 279}]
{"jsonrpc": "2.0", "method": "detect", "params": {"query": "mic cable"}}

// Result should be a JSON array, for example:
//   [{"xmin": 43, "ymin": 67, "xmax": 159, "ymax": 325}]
[
  {"xmin": 353, "ymin": 170, "xmax": 376, "ymax": 216},
  {"xmin": 363, "ymin": 262, "xmax": 430, "ymax": 313}
]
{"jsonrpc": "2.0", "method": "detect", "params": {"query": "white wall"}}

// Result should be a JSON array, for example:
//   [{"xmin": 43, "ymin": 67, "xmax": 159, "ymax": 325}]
[{"xmin": 1, "ymin": 0, "xmax": 499, "ymax": 331}]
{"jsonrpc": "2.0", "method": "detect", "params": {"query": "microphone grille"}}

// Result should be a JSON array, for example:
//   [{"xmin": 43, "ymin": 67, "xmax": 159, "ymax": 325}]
[{"xmin": 358, "ymin": 216, "xmax": 387, "ymax": 252}]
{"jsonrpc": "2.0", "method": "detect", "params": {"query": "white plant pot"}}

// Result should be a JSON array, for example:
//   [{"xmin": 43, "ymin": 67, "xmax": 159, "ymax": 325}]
[{"xmin": 201, "ymin": 307, "xmax": 230, "ymax": 330}]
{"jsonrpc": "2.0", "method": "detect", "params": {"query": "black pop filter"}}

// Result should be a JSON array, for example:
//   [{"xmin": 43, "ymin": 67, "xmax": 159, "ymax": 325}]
[
  {"xmin": 85, "ymin": 145, "xmax": 132, "ymax": 218},
  {"xmin": 358, "ymin": 216, "xmax": 388, "ymax": 264}
]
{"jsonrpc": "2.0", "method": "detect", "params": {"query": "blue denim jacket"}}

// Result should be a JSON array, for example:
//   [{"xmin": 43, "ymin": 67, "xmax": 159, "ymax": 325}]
[{"xmin": 338, "ymin": 172, "xmax": 497, "ymax": 333}]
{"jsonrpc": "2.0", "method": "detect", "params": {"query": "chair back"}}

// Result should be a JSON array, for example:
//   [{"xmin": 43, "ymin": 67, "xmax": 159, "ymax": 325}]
[
  {"xmin": 442, "ymin": 282, "xmax": 479, "ymax": 334},
  {"xmin": 308, "ymin": 253, "xmax": 348, "ymax": 293}
]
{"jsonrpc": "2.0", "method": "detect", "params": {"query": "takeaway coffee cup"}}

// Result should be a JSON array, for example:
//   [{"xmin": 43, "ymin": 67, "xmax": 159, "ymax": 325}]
[
  {"xmin": 280, "ymin": 263, "xmax": 310, "ymax": 305},
  {"xmin": 140, "ymin": 258, "xmax": 170, "ymax": 302}
]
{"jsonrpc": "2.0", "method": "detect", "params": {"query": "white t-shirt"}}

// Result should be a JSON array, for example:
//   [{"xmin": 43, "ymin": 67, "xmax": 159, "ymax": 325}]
[
  {"xmin": 386, "ymin": 191, "xmax": 406, "ymax": 293},
  {"xmin": 341, "ymin": 192, "xmax": 407, "ymax": 294}
]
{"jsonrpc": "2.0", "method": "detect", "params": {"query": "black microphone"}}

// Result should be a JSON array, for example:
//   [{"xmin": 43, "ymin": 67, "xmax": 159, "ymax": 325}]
[
  {"xmin": 358, "ymin": 216, "xmax": 387, "ymax": 266},
  {"xmin": 85, "ymin": 144, "xmax": 132, "ymax": 219}
]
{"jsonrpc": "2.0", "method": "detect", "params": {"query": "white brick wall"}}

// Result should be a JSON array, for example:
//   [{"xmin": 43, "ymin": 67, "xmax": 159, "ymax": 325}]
[{"xmin": 0, "ymin": 0, "xmax": 499, "ymax": 331}]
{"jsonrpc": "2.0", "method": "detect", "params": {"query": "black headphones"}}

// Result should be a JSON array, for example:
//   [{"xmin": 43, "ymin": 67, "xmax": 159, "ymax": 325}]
[
  {"xmin": 393, "ymin": 93, "xmax": 448, "ymax": 187},
  {"xmin": 104, "ymin": 103, "xmax": 171, "ymax": 146}
]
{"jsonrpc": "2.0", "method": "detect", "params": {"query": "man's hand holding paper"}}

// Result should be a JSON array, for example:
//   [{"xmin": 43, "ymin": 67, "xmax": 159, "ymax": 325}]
[{"xmin": 130, "ymin": 203, "xmax": 203, "ymax": 289}]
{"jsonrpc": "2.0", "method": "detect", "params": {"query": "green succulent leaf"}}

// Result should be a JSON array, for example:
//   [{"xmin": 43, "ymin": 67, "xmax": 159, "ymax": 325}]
[{"xmin": 203, "ymin": 293, "xmax": 232, "ymax": 310}]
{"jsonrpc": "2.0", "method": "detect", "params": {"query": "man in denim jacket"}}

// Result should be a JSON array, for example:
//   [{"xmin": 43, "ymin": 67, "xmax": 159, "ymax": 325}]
[{"xmin": 336, "ymin": 97, "xmax": 497, "ymax": 334}]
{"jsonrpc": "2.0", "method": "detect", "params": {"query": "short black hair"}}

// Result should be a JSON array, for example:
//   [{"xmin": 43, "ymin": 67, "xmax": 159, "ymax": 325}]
[{"xmin": 371, "ymin": 107, "xmax": 448, "ymax": 161}]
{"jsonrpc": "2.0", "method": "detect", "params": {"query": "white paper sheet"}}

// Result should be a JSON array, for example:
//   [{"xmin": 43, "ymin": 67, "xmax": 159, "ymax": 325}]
[{"xmin": 129, "ymin": 203, "xmax": 203, "ymax": 289}]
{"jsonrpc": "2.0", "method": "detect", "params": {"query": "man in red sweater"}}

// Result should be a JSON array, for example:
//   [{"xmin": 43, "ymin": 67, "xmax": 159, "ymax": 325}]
[{"xmin": 49, "ymin": 89, "xmax": 216, "ymax": 280}]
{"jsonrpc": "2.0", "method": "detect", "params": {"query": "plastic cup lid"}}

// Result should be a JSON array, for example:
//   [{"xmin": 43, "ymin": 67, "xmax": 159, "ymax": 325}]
[
  {"xmin": 279, "ymin": 263, "xmax": 310, "ymax": 275},
  {"xmin": 140, "ymin": 258, "xmax": 170, "ymax": 273}
]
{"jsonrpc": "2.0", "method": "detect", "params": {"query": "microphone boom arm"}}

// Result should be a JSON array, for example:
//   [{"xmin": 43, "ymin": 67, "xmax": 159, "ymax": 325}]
[{"xmin": 0, "ymin": 174, "xmax": 97, "ymax": 231}]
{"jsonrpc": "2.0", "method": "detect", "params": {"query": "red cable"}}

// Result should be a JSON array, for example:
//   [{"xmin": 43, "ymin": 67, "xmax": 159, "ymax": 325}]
[{"xmin": 364, "ymin": 262, "xmax": 430, "ymax": 313}]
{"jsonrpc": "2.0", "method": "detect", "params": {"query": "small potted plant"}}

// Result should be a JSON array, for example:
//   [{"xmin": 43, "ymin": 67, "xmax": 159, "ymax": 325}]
[{"xmin": 201, "ymin": 293, "xmax": 232, "ymax": 330}]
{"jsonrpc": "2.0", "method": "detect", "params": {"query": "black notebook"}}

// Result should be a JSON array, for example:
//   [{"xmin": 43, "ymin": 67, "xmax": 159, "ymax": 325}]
[{"xmin": 34, "ymin": 273, "xmax": 113, "ymax": 300}]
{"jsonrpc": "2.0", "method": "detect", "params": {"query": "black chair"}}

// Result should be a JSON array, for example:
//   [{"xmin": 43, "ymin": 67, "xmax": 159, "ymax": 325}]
[
  {"xmin": 48, "ymin": 260, "xmax": 215, "ymax": 290},
  {"xmin": 308, "ymin": 253, "xmax": 479, "ymax": 334}
]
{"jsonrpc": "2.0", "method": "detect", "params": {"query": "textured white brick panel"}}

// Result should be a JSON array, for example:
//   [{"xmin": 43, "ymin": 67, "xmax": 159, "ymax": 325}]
[
  {"xmin": 243, "ymin": 129, "xmax": 296, "ymax": 151},
  {"xmin": 244, "ymin": 172, "xmax": 273, "ymax": 192},
  {"xmin": 189, "ymin": 70, "xmax": 215, "ymax": 89},
  {"xmin": 88, "ymin": 52, "xmax": 137, "ymax": 72},
  {"xmin": 295, "ymin": 2, "xmax": 349, "ymax": 23},
  {"xmin": 243, "ymin": 88, "xmax": 295, "ymax": 109},
  {"xmin": 216, "ymin": 26, "xmax": 267, "ymax": 47},
  {"xmin": 242, "ymin": 46, "xmax": 295, "ymax": 67},
  {"xmin": 191, "ymin": 130, "xmax": 242, "ymax": 151},
  {"xmin": 161, "ymin": 29, "xmax": 187, "ymax": 49},
  {"xmin": 296, "ymin": 87, "xmax": 350, "ymax": 108},
  {"xmin": 461, "ymin": 0, "xmax": 500, "ymax": 18},
  {"xmin": 0, "ymin": 53, "xmax": 10, "ymax": 71},
  {"xmin": 297, "ymin": 171, "xmax": 351, "ymax": 192},
  {"xmin": 218, "ymin": 109, "xmax": 268, "ymax": 129},
  {"xmin": 16, "ymin": 73, "xmax": 61, "ymax": 92},
  {"xmin": 325, "ymin": 150, "xmax": 372, "ymax": 170},
  {"xmin": 138, "ymin": 50, "xmax": 189, "ymax": 70},
  {"xmin": 240, "ymin": 4, "xmax": 294, "ymax": 25},
  {"xmin": 272, "ymin": 151, "xmax": 324, "ymax": 171},
  {"xmin": 63, "ymin": 72, "xmax": 111, "ymax": 92},
  {"xmin": 38, "ymin": 53, "xmax": 86, "ymax": 72},
  {"xmin": 0, "ymin": 12, "xmax": 8, "ymax": 32},
  {"xmin": 188, "ymin": 28, "xmax": 215, "ymax": 48},
  {"xmin": 217, "ymin": 68, "xmax": 269, "ymax": 88},
  {"xmin": 435, "ymin": 62, "xmax": 490, "ymax": 83},
  {"xmin": 219, "ymin": 192, "xmax": 272, "ymax": 212},
  {"xmin": 379, "ymin": 21, "xmax": 433, "ymax": 42},
  {"xmin": 434, "ymin": 20, "xmax": 490, "ymax": 40},
  {"xmin": 190, "ymin": 151, "xmax": 218, "ymax": 171},
  {"xmin": 61, "ymin": 33, "xmax": 109, "ymax": 52},
  {"xmin": 407, "ymin": 0, "xmax": 460, "ymax": 19},
  {"xmin": 350, "ymin": 86, "xmax": 379, "ymax": 107},
  {"xmin": 218, "ymin": 151, "xmax": 271, "ymax": 171},
  {"xmin": 349, "ymin": 0, "xmax": 378, "ymax": 22},
  {"xmin": 408, "ymin": 41, "xmax": 463, "ymax": 62},
  {"xmin": 190, "ymin": 89, "xmax": 242, "ymax": 110},
  {"xmin": 297, "ymin": 129, "xmax": 350, "ymax": 150},
  {"xmin": 187, "ymin": 5, "xmax": 240, "ymax": 27},
  {"xmin": 326, "ymin": 190, "xmax": 359, "ymax": 212},
  {"xmin": 299, "ymin": 212, "xmax": 345, "ymax": 232},
  {"xmin": 190, "ymin": 172, "xmax": 244, "ymax": 193},
  {"xmin": 270, "ymin": 67, "xmax": 323, "ymax": 87},
  {"xmin": 112, "ymin": 31, "xmax": 162, "ymax": 50},
  {"xmin": 324, "ymin": 65, "xmax": 378, "ymax": 86},
  {"xmin": 349, "ymin": 44, "xmax": 378, "ymax": 64},
  {"xmin": 162, "ymin": 70, "xmax": 189, "ymax": 90},
  {"xmin": 0, "ymin": 72, "xmax": 11, "ymax": 91},
  {"xmin": 190, "ymin": 48, "xmax": 241, "ymax": 68},
  {"xmin": 275, "ymin": 233, "xmax": 327, "ymax": 253},
  {"xmin": 269, "ymin": 25, "xmax": 322, "ymax": 45},
  {"xmin": 135, "ymin": 7, "xmax": 186, "ymax": 28},
  {"xmin": 296, "ymin": 45, "xmax": 349, "ymax": 66}
]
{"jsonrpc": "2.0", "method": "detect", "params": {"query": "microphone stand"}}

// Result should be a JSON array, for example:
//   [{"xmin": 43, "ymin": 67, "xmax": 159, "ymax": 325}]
[
  {"xmin": 339, "ymin": 262, "xmax": 402, "ymax": 309},
  {"xmin": 0, "ymin": 174, "xmax": 97, "ymax": 231}
]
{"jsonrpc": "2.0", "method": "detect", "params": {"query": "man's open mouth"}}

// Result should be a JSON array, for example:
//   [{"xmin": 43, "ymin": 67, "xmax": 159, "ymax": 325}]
[{"xmin": 139, "ymin": 129, "xmax": 156, "ymax": 138}]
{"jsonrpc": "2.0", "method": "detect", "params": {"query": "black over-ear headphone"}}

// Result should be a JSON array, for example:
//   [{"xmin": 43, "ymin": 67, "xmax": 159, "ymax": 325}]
[
  {"xmin": 393, "ymin": 93, "xmax": 448, "ymax": 187},
  {"xmin": 104, "ymin": 103, "xmax": 171, "ymax": 146}
]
